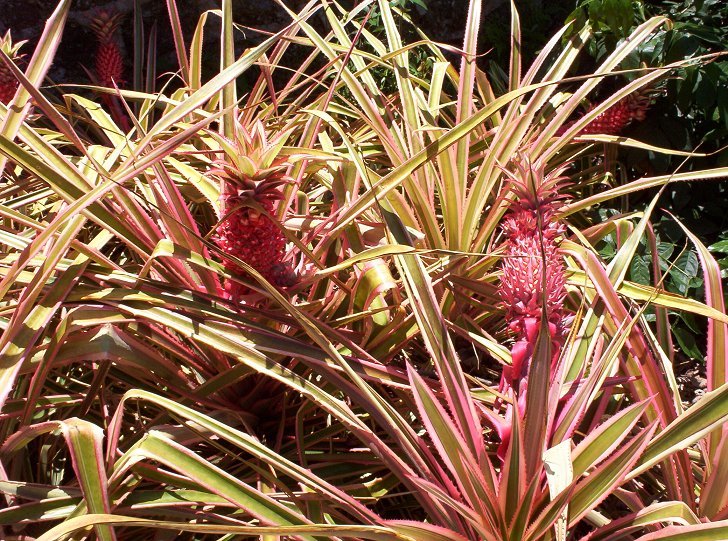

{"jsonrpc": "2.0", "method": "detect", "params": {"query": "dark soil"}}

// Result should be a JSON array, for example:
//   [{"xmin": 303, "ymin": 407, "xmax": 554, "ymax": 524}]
[{"xmin": 674, "ymin": 351, "xmax": 708, "ymax": 408}]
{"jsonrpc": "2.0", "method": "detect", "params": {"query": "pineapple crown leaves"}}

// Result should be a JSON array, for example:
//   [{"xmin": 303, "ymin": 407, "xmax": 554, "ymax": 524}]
[
  {"xmin": 89, "ymin": 10, "xmax": 124, "ymax": 44},
  {"xmin": 206, "ymin": 120, "xmax": 295, "ymax": 188},
  {"xmin": 500, "ymin": 157, "xmax": 570, "ymax": 215},
  {"xmin": 0, "ymin": 30, "xmax": 27, "ymax": 58}
]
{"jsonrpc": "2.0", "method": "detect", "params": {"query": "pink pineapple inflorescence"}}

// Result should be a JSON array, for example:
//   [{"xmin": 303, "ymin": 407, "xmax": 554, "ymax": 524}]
[
  {"xmin": 490, "ymin": 158, "xmax": 569, "ymax": 460},
  {"xmin": 578, "ymin": 91, "xmax": 654, "ymax": 135},
  {"xmin": 88, "ymin": 10, "xmax": 130, "ymax": 131},
  {"xmin": 498, "ymin": 159, "xmax": 568, "ymax": 397},
  {"xmin": 558, "ymin": 89, "xmax": 658, "ymax": 137},
  {"xmin": 0, "ymin": 30, "xmax": 27, "ymax": 104},
  {"xmin": 210, "ymin": 121, "xmax": 297, "ymax": 299},
  {"xmin": 89, "ymin": 10, "xmax": 125, "ymax": 88},
  {"xmin": 215, "ymin": 185, "xmax": 289, "ymax": 297}
]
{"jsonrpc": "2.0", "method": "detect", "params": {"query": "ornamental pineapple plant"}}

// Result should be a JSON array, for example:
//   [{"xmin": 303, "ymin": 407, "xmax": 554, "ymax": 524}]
[
  {"xmin": 0, "ymin": 30, "xmax": 27, "ymax": 104},
  {"xmin": 89, "ymin": 10, "xmax": 124, "ymax": 87},
  {"xmin": 5, "ymin": 4, "xmax": 728, "ymax": 541},
  {"xmin": 578, "ymin": 90, "xmax": 654, "ymax": 135},
  {"xmin": 498, "ymin": 159, "xmax": 568, "ymax": 398},
  {"xmin": 208, "ymin": 120, "xmax": 296, "ymax": 297},
  {"xmin": 88, "ymin": 10, "xmax": 129, "ymax": 130},
  {"xmin": 556, "ymin": 88, "xmax": 658, "ymax": 137}
]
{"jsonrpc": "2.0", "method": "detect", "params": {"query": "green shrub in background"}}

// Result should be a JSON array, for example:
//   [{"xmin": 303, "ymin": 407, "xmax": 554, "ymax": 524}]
[{"xmin": 561, "ymin": 0, "xmax": 728, "ymax": 370}]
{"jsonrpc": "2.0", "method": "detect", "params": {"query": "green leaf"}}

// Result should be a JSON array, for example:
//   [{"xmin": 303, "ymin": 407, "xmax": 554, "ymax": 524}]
[
  {"xmin": 669, "ymin": 250, "xmax": 700, "ymax": 296},
  {"xmin": 635, "ymin": 520, "xmax": 728, "ymax": 540},
  {"xmin": 0, "ymin": 419, "xmax": 115, "ymax": 541},
  {"xmin": 0, "ymin": 0, "xmax": 70, "ymax": 171},
  {"xmin": 570, "ymin": 423, "xmax": 657, "ymax": 524},
  {"xmin": 708, "ymin": 239, "xmax": 728, "ymax": 253},
  {"xmin": 631, "ymin": 254, "xmax": 651, "ymax": 285},
  {"xmin": 110, "ymin": 389, "xmax": 377, "ymax": 523},
  {"xmin": 585, "ymin": 501, "xmax": 700, "ymax": 540},
  {"xmin": 673, "ymin": 326, "xmax": 704, "ymax": 361},
  {"xmin": 115, "ymin": 432, "xmax": 314, "ymax": 535}
]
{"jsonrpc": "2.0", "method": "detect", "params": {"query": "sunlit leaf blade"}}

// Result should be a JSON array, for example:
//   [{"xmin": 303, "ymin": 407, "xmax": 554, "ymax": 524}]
[
  {"xmin": 569, "ymin": 423, "xmax": 657, "ymax": 524},
  {"xmin": 35, "ymin": 514, "xmax": 418, "ymax": 541},
  {"xmin": 1, "ymin": 419, "xmax": 115, "ymax": 541},
  {"xmin": 109, "ymin": 389, "xmax": 378, "ymax": 523},
  {"xmin": 630, "ymin": 383, "xmax": 728, "ymax": 479},
  {"xmin": 0, "ymin": 0, "xmax": 70, "ymax": 164},
  {"xmin": 584, "ymin": 501, "xmax": 701, "ymax": 541},
  {"xmin": 634, "ymin": 520, "xmax": 728, "ymax": 540},
  {"xmin": 114, "ymin": 431, "xmax": 315, "ymax": 534}
]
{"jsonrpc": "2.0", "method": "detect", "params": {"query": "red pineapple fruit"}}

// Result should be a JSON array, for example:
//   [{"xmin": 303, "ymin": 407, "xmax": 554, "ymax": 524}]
[
  {"xmin": 492, "ymin": 158, "xmax": 570, "ymax": 460},
  {"xmin": 0, "ymin": 30, "xmax": 27, "ymax": 104},
  {"xmin": 216, "ymin": 194, "xmax": 287, "ymax": 288},
  {"xmin": 89, "ymin": 11, "xmax": 124, "ymax": 87},
  {"xmin": 578, "ymin": 91, "xmax": 655, "ymax": 135},
  {"xmin": 209, "ymin": 121, "xmax": 296, "ymax": 297},
  {"xmin": 95, "ymin": 42, "xmax": 124, "ymax": 87},
  {"xmin": 497, "ymin": 159, "xmax": 569, "ymax": 395}
]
